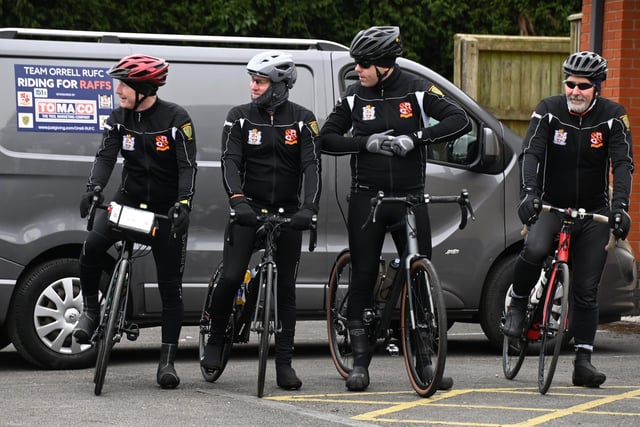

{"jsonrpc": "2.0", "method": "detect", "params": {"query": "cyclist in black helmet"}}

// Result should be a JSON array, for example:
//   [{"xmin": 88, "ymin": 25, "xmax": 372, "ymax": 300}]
[
  {"xmin": 200, "ymin": 51, "xmax": 321, "ymax": 391},
  {"xmin": 73, "ymin": 54, "xmax": 197, "ymax": 389},
  {"xmin": 320, "ymin": 26, "xmax": 471, "ymax": 392},
  {"xmin": 502, "ymin": 51, "xmax": 633, "ymax": 388}
]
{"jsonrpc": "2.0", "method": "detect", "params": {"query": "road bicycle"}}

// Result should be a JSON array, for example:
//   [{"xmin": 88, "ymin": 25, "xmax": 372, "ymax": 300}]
[
  {"xmin": 327, "ymin": 189, "xmax": 475, "ymax": 397},
  {"xmin": 199, "ymin": 208, "xmax": 317, "ymax": 398},
  {"xmin": 502, "ymin": 204, "xmax": 613, "ymax": 394},
  {"xmin": 85, "ymin": 188, "xmax": 177, "ymax": 396}
]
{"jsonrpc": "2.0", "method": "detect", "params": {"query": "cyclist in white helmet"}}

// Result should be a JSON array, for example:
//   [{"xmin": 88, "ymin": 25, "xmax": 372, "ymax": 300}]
[{"xmin": 201, "ymin": 51, "xmax": 321, "ymax": 391}]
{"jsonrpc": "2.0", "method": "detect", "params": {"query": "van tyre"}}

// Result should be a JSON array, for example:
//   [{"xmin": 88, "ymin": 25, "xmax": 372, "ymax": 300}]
[
  {"xmin": 480, "ymin": 255, "xmax": 517, "ymax": 351},
  {"xmin": 7, "ymin": 258, "xmax": 99, "ymax": 369}
]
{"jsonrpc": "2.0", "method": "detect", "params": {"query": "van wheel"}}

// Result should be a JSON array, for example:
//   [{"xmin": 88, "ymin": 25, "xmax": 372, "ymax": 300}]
[
  {"xmin": 7, "ymin": 258, "xmax": 96, "ymax": 369},
  {"xmin": 480, "ymin": 254, "xmax": 517, "ymax": 352}
]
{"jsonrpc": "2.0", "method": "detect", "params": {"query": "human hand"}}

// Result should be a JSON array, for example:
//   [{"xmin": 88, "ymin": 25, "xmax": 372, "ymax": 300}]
[
  {"xmin": 517, "ymin": 194, "xmax": 541, "ymax": 225},
  {"xmin": 168, "ymin": 202, "xmax": 190, "ymax": 236},
  {"xmin": 229, "ymin": 196, "xmax": 257, "ymax": 226},
  {"xmin": 384, "ymin": 135, "xmax": 414, "ymax": 157},
  {"xmin": 290, "ymin": 207, "xmax": 316, "ymax": 230},
  {"xmin": 79, "ymin": 190, "xmax": 103, "ymax": 218},
  {"xmin": 609, "ymin": 208, "xmax": 631, "ymax": 239},
  {"xmin": 366, "ymin": 130, "xmax": 394, "ymax": 156}
]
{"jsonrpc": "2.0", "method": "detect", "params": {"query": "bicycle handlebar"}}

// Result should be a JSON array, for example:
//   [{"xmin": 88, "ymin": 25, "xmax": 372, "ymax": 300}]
[
  {"xmin": 86, "ymin": 186, "xmax": 170, "ymax": 236},
  {"xmin": 227, "ymin": 209, "xmax": 318, "ymax": 252},
  {"xmin": 363, "ymin": 189, "xmax": 476, "ymax": 231},
  {"xmin": 520, "ymin": 204, "xmax": 615, "ymax": 250}
]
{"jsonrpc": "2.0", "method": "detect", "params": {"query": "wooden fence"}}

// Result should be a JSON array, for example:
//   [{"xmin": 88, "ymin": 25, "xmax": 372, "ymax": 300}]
[{"xmin": 453, "ymin": 34, "xmax": 571, "ymax": 137}]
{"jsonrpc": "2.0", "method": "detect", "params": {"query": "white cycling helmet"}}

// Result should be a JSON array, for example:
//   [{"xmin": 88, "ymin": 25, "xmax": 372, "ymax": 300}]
[{"xmin": 247, "ymin": 51, "xmax": 297, "ymax": 89}]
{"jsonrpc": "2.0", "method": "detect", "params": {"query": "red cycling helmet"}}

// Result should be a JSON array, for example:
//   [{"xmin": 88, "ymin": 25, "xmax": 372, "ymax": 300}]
[{"xmin": 108, "ymin": 54, "xmax": 169, "ymax": 94}]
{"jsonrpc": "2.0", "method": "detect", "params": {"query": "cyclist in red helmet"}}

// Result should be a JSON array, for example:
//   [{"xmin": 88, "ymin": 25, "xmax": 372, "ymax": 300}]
[
  {"xmin": 73, "ymin": 54, "xmax": 197, "ymax": 389},
  {"xmin": 502, "ymin": 51, "xmax": 633, "ymax": 388}
]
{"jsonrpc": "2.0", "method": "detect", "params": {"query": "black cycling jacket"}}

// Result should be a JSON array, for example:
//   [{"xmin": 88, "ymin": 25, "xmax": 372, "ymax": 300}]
[
  {"xmin": 520, "ymin": 95, "xmax": 634, "ymax": 211},
  {"xmin": 87, "ymin": 98, "xmax": 197, "ymax": 211},
  {"xmin": 320, "ymin": 66, "xmax": 471, "ymax": 194},
  {"xmin": 221, "ymin": 100, "xmax": 321, "ymax": 212}
]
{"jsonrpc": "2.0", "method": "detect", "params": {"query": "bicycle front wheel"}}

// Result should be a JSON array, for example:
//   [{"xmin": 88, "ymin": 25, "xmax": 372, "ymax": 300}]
[
  {"xmin": 94, "ymin": 258, "xmax": 129, "ymax": 396},
  {"xmin": 257, "ymin": 264, "xmax": 274, "ymax": 398},
  {"xmin": 538, "ymin": 262, "xmax": 570, "ymax": 394},
  {"xmin": 401, "ymin": 258, "xmax": 447, "ymax": 397},
  {"xmin": 502, "ymin": 285, "xmax": 529, "ymax": 379},
  {"xmin": 326, "ymin": 250, "xmax": 352, "ymax": 379},
  {"xmin": 199, "ymin": 262, "xmax": 234, "ymax": 383}
]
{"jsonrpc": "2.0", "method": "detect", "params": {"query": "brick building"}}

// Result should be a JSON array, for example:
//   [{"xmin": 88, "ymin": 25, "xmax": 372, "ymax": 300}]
[{"xmin": 580, "ymin": 0, "xmax": 640, "ymax": 252}]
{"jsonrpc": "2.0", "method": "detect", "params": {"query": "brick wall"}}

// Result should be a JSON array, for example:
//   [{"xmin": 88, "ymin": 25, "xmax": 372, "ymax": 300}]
[{"xmin": 581, "ymin": 0, "xmax": 640, "ymax": 253}]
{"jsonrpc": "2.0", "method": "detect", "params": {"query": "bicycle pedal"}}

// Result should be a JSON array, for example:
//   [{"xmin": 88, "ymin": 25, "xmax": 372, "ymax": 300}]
[
  {"xmin": 124, "ymin": 323, "xmax": 140, "ymax": 341},
  {"xmin": 386, "ymin": 343, "xmax": 400, "ymax": 356}
]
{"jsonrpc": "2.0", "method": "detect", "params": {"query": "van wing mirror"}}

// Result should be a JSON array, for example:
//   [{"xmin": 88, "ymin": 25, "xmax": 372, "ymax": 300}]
[{"xmin": 481, "ymin": 126, "xmax": 501, "ymax": 167}]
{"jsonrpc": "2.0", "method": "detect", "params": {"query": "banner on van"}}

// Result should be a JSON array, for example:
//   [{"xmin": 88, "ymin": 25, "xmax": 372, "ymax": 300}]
[{"xmin": 14, "ymin": 64, "xmax": 113, "ymax": 133}]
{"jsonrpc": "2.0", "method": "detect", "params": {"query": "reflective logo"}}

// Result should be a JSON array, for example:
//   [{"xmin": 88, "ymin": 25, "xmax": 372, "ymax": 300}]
[
  {"xmin": 155, "ymin": 135, "xmax": 170, "ymax": 152},
  {"xmin": 590, "ymin": 131, "xmax": 604, "ymax": 148},
  {"xmin": 362, "ymin": 104, "xmax": 376, "ymax": 121},
  {"xmin": 122, "ymin": 134, "xmax": 135, "ymax": 151},
  {"xmin": 284, "ymin": 128, "xmax": 298, "ymax": 145},
  {"xmin": 553, "ymin": 129, "xmax": 567, "ymax": 146},
  {"xmin": 248, "ymin": 128, "xmax": 262, "ymax": 145},
  {"xmin": 399, "ymin": 101, "xmax": 413, "ymax": 119}
]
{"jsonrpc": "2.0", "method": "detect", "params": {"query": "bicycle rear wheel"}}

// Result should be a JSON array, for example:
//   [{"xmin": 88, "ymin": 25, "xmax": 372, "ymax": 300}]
[
  {"xmin": 326, "ymin": 251, "xmax": 352, "ymax": 379},
  {"xmin": 538, "ymin": 263, "xmax": 570, "ymax": 394},
  {"xmin": 94, "ymin": 258, "xmax": 128, "ymax": 396},
  {"xmin": 199, "ymin": 262, "xmax": 234, "ymax": 383},
  {"xmin": 502, "ymin": 285, "xmax": 529, "ymax": 379},
  {"xmin": 401, "ymin": 258, "xmax": 447, "ymax": 397},
  {"xmin": 257, "ymin": 264, "xmax": 274, "ymax": 398}
]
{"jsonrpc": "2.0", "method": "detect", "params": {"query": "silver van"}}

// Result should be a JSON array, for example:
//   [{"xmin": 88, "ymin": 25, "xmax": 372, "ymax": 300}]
[{"xmin": 0, "ymin": 28, "xmax": 635, "ymax": 369}]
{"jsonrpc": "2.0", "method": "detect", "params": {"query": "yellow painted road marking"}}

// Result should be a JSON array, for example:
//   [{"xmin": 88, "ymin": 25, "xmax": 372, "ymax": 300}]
[{"xmin": 268, "ymin": 387, "xmax": 640, "ymax": 426}]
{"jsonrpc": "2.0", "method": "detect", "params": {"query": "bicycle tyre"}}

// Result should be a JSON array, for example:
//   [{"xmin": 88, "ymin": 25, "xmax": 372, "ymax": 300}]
[
  {"xmin": 94, "ymin": 258, "xmax": 128, "ymax": 396},
  {"xmin": 257, "ymin": 264, "xmax": 274, "ymax": 398},
  {"xmin": 502, "ymin": 285, "xmax": 529, "ymax": 380},
  {"xmin": 199, "ymin": 262, "xmax": 234, "ymax": 383},
  {"xmin": 326, "ymin": 250, "xmax": 353, "ymax": 379},
  {"xmin": 502, "ymin": 335, "xmax": 528, "ymax": 380},
  {"xmin": 538, "ymin": 262, "xmax": 570, "ymax": 394},
  {"xmin": 401, "ymin": 258, "xmax": 447, "ymax": 397}
]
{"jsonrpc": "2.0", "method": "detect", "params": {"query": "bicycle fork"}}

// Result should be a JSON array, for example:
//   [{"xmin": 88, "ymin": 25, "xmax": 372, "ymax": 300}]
[{"xmin": 251, "ymin": 261, "xmax": 280, "ymax": 335}]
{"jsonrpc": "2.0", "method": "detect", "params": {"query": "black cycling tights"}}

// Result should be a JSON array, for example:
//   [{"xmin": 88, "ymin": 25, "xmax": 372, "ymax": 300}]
[
  {"xmin": 209, "ymin": 222, "xmax": 302, "ymax": 340},
  {"xmin": 79, "ymin": 208, "xmax": 186, "ymax": 344},
  {"xmin": 346, "ymin": 191, "xmax": 431, "ymax": 322}
]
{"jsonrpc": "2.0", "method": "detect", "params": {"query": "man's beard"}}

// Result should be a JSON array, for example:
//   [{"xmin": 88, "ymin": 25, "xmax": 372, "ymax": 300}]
[{"xmin": 567, "ymin": 95, "xmax": 589, "ymax": 114}]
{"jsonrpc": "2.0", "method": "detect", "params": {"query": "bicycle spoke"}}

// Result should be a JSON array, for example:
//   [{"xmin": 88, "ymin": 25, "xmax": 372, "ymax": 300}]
[
  {"xmin": 326, "ymin": 252, "xmax": 353, "ymax": 379},
  {"xmin": 402, "ymin": 259, "xmax": 447, "ymax": 397},
  {"xmin": 538, "ymin": 263, "xmax": 569, "ymax": 394}
]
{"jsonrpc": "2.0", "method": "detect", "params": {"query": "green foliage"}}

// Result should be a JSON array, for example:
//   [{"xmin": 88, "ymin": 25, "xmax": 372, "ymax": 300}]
[{"xmin": 0, "ymin": 0, "xmax": 581, "ymax": 79}]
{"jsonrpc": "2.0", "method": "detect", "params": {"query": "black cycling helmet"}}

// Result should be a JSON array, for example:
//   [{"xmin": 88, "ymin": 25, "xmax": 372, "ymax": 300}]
[
  {"xmin": 349, "ymin": 26, "xmax": 403, "ymax": 65},
  {"xmin": 108, "ymin": 54, "xmax": 169, "ymax": 95},
  {"xmin": 247, "ymin": 51, "xmax": 297, "ymax": 89},
  {"xmin": 562, "ymin": 51, "xmax": 608, "ymax": 81}
]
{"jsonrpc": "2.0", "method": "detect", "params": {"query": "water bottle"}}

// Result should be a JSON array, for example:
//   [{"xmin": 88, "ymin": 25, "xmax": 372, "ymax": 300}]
[
  {"xmin": 376, "ymin": 258, "xmax": 400, "ymax": 302},
  {"xmin": 236, "ymin": 269, "xmax": 253, "ymax": 305},
  {"xmin": 529, "ymin": 269, "xmax": 546, "ymax": 305}
]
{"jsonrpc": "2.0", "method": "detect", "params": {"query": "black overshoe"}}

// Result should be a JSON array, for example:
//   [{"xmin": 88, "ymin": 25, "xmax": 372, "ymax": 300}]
[
  {"xmin": 346, "ymin": 366, "xmax": 370, "ymax": 391},
  {"xmin": 276, "ymin": 364, "xmax": 302, "ymax": 390}
]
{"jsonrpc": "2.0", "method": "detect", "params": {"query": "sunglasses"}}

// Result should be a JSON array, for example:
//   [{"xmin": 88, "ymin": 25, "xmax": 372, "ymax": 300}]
[
  {"xmin": 564, "ymin": 80, "xmax": 594, "ymax": 90},
  {"xmin": 355, "ymin": 60, "xmax": 373, "ymax": 68}
]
